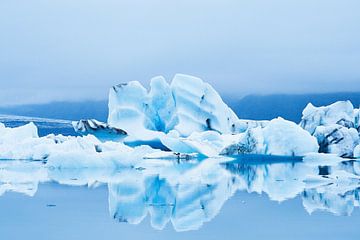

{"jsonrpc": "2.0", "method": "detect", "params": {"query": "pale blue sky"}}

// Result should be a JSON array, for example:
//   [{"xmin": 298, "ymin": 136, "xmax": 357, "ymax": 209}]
[{"xmin": 0, "ymin": 0, "xmax": 359, "ymax": 105}]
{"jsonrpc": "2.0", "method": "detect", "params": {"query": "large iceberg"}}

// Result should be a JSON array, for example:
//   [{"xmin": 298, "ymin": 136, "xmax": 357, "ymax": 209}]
[
  {"xmin": 300, "ymin": 101, "xmax": 356, "ymax": 134},
  {"xmin": 2, "ymin": 74, "xmax": 360, "ymax": 162},
  {"xmin": 108, "ymin": 74, "xmax": 240, "ymax": 138},
  {"xmin": 299, "ymin": 101, "xmax": 360, "ymax": 158}
]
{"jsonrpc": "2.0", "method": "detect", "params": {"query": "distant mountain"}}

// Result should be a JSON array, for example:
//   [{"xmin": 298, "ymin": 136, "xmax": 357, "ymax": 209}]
[
  {"xmin": 225, "ymin": 92, "xmax": 360, "ymax": 123},
  {"xmin": 0, "ymin": 100, "xmax": 108, "ymax": 122},
  {"xmin": 1, "ymin": 92, "xmax": 360, "ymax": 123}
]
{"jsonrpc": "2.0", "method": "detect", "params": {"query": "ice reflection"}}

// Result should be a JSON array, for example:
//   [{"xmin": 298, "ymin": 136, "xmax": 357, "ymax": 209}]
[{"xmin": 0, "ymin": 154, "xmax": 360, "ymax": 231}]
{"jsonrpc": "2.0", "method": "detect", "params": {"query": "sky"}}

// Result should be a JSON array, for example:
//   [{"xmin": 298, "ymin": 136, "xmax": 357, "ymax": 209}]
[{"xmin": 0, "ymin": 0, "xmax": 360, "ymax": 106}]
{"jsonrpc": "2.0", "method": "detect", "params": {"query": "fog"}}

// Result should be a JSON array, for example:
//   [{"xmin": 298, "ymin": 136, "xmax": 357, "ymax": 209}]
[{"xmin": 1, "ymin": 0, "xmax": 359, "ymax": 105}]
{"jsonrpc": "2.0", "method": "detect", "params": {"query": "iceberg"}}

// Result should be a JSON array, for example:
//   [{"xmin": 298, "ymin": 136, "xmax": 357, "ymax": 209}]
[
  {"xmin": 313, "ymin": 124, "xmax": 359, "ymax": 158},
  {"xmin": 299, "ymin": 101, "xmax": 360, "ymax": 158},
  {"xmin": 73, "ymin": 119, "xmax": 127, "ymax": 141},
  {"xmin": 160, "ymin": 130, "xmax": 239, "ymax": 157},
  {"xmin": 169, "ymin": 74, "xmax": 240, "ymax": 136},
  {"xmin": 0, "ymin": 122, "xmax": 158, "ymax": 167},
  {"xmin": 1, "ymin": 74, "xmax": 360, "ymax": 162},
  {"xmin": 221, "ymin": 118, "xmax": 319, "ymax": 156},
  {"xmin": 108, "ymin": 74, "xmax": 240, "ymax": 138},
  {"xmin": 300, "ymin": 101, "xmax": 355, "ymax": 134},
  {"xmin": 354, "ymin": 145, "xmax": 360, "ymax": 158},
  {"xmin": 355, "ymin": 108, "xmax": 360, "ymax": 131}
]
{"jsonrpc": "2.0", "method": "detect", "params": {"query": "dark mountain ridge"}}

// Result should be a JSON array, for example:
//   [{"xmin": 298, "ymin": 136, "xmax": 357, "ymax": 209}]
[{"xmin": 1, "ymin": 92, "xmax": 360, "ymax": 123}]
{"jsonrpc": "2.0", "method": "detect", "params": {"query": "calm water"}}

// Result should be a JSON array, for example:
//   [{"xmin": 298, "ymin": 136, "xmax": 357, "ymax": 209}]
[{"xmin": 0, "ymin": 118, "xmax": 359, "ymax": 239}]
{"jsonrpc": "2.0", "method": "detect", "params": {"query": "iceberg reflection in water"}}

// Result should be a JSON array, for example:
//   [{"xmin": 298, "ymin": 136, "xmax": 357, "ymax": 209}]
[{"xmin": 0, "ymin": 154, "xmax": 360, "ymax": 232}]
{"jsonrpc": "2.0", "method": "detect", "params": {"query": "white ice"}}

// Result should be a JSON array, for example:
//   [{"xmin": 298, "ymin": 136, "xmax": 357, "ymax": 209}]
[
  {"xmin": 313, "ymin": 124, "xmax": 359, "ymax": 158},
  {"xmin": 108, "ymin": 74, "xmax": 240, "ymax": 139},
  {"xmin": 300, "ymin": 101, "xmax": 356, "ymax": 134},
  {"xmin": 221, "ymin": 118, "xmax": 319, "ymax": 156},
  {"xmin": 1, "ymin": 75, "xmax": 360, "ymax": 165}
]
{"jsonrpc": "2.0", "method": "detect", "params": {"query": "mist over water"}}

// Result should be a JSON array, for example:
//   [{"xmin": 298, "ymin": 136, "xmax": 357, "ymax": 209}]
[{"xmin": 1, "ymin": 0, "xmax": 360, "ymax": 105}]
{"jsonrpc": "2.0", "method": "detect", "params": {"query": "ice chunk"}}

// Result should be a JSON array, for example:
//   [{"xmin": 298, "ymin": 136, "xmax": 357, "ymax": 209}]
[
  {"xmin": 220, "ymin": 127, "xmax": 265, "ymax": 155},
  {"xmin": 235, "ymin": 119, "xmax": 269, "ymax": 133},
  {"xmin": 72, "ymin": 119, "xmax": 127, "ymax": 141},
  {"xmin": 0, "ymin": 122, "xmax": 38, "ymax": 144},
  {"xmin": 262, "ymin": 118, "xmax": 319, "ymax": 156},
  {"xmin": 0, "ymin": 123, "xmax": 157, "ymax": 167},
  {"xmin": 300, "ymin": 101, "xmax": 355, "ymax": 134},
  {"xmin": 107, "ymin": 74, "xmax": 240, "ymax": 138},
  {"xmin": 160, "ymin": 130, "xmax": 235, "ymax": 157},
  {"xmin": 313, "ymin": 124, "xmax": 359, "ymax": 158},
  {"xmin": 170, "ymin": 74, "xmax": 239, "ymax": 136},
  {"xmin": 221, "ymin": 118, "xmax": 319, "ymax": 156},
  {"xmin": 143, "ymin": 151, "xmax": 199, "ymax": 161},
  {"xmin": 107, "ymin": 77, "xmax": 177, "ymax": 147},
  {"xmin": 355, "ymin": 108, "xmax": 360, "ymax": 131},
  {"xmin": 107, "ymin": 77, "xmax": 177, "ymax": 137},
  {"xmin": 354, "ymin": 145, "xmax": 360, "ymax": 158},
  {"xmin": 108, "ymin": 81, "xmax": 153, "ymax": 137},
  {"xmin": 146, "ymin": 76, "xmax": 178, "ymax": 132}
]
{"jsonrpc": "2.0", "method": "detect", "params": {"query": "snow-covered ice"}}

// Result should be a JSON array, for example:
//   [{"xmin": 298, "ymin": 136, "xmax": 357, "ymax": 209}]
[
  {"xmin": 0, "ymin": 122, "xmax": 159, "ymax": 168},
  {"xmin": 221, "ymin": 118, "xmax": 319, "ymax": 156},
  {"xmin": 108, "ymin": 74, "xmax": 240, "ymax": 139},
  {"xmin": 1, "ymin": 75, "xmax": 360, "ymax": 166},
  {"xmin": 73, "ymin": 119, "xmax": 127, "ymax": 141},
  {"xmin": 313, "ymin": 124, "xmax": 359, "ymax": 158},
  {"xmin": 354, "ymin": 145, "xmax": 360, "ymax": 158},
  {"xmin": 300, "ymin": 101, "xmax": 356, "ymax": 134},
  {"xmin": 299, "ymin": 101, "xmax": 360, "ymax": 158}
]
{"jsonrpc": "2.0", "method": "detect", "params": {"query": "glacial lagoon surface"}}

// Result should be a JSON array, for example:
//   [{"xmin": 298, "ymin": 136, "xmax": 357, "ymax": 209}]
[{"xmin": 0, "ymin": 118, "xmax": 360, "ymax": 239}]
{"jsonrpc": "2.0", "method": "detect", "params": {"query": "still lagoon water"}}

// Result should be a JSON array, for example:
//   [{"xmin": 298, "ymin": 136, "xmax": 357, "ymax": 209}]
[{"xmin": 0, "ymin": 116, "xmax": 359, "ymax": 240}]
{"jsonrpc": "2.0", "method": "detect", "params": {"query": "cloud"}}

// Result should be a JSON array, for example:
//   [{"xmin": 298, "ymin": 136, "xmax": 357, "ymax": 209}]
[{"xmin": 0, "ymin": 0, "xmax": 360, "ymax": 105}]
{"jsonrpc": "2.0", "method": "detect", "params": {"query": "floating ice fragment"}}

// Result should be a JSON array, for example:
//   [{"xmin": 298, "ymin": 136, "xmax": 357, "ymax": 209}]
[
  {"xmin": 221, "ymin": 118, "xmax": 319, "ymax": 156},
  {"xmin": 300, "ymin": 101, "xmax": 355, "ymax": 134}
]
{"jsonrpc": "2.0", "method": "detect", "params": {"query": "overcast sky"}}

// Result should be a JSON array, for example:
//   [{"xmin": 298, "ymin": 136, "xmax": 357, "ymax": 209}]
[{"xmin": 0, "ymin": 0, "xmax": 359, "ymax": 105}]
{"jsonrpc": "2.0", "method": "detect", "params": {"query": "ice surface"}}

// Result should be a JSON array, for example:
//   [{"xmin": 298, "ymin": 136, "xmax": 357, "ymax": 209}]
[
  {"xmin": 355, "ymin": 108, "xmax": 360, "ymax": 131},
  {"xmin": 221, "ymin": 118, "xmax": 319, "ymax": 156},
  {"xmin": 313, "ymin": 124, "xmax": 359, "ymax": 158},
  {"xmin": 170, "ymin": 74, "xmax": 240, "ymax": 136},
  {"xmin": 299, "ymin": 101, "xmax": 360, "ymax": 159},
  {"xmin": 0, "ymin": 122, "xmax": 159, "ymax": 167},
  {"xmin": 108, "ymin": 74, "xmax": 240, "ymax": 138},
  {"xmin": 160, "ymin": 130, "xmax": 238, "ymax": 157},
  {"xmin": 300, "ymin": 101, "xmax": 355, "ymax": 134},
  {"xmin": 73, "ymin": 119, "xmax": 127, "ymax": 141},
  {"xmin": 2, "ymin": 75, "xmax": 360, "ymax": 163},
  {"xmin": 0, "ymin": 122, "xmax": 38, "ymax": 143},
  {"xmin": 354, "ymin": 145, "xmax": 360, "ymax": 158},
  {"xmin": 262, "ymin": 118, "xmax": 319, "ymax": 156}
]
